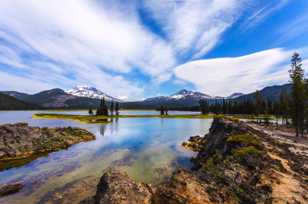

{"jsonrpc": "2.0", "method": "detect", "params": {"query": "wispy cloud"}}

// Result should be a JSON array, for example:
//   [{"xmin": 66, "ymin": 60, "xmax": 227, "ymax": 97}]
[
  {"xmin": 0, "ymin": 0, "xmax": 176, "ymax": 99},
  {"xmin": 241, "ymin": 0, "xmax": 290, "ymax": 30},
  {"xmin": 0, "ymin": 0, "xmax": 299, "ymax": 99},
  {"xmin": 144, "ymin": 0, "xmax": 247, "ymax": 59},
  {"xmin": 174, "ymin": 48, "xmax": 305, "ymax": 96}
]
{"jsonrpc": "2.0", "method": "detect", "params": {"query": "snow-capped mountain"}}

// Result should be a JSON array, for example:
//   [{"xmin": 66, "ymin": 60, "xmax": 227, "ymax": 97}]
[
  {"xmin": 170, "ymin": 89, "xmax": 212, "ymax": 100},
  {"xmin": 67, "ymin": 86, "xmax": 121, "ymax": 101},
  {"xmin": 141, "ymin": 89, "xmax": 213, "ymax": 106},
  {"xmin": 226, "ymin": 92, "xmax": 244, "ymax": 99}
]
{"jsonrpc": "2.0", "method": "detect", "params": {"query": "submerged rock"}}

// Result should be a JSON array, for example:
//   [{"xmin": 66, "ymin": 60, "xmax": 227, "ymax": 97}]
[
  {"xmin": 39, "ymin": 176, "xmax": 98, "ymax": 204},
  {"xmin": 0, "ymin": 123, "xmax": 95, "ymax": 170},
  {"xmin": 0, "ymin": 182, "xmax": 23, "ymax": 197}
]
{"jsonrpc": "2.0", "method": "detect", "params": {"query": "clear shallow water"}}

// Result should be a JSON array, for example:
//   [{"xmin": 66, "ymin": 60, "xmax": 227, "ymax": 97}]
[{"xmin": 0, "ymin": 110, "xmax": 212, "ymax": 203}]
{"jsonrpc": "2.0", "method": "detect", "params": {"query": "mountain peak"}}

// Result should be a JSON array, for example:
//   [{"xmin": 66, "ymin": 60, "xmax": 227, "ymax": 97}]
[
  {"xmin": 176, "ymin": 89, "xmax": 189, "ymax": 94},
  {"xmin": 170, "ymin": 89, "xmax": 212, "ymax": 100},
  {"xmin": 227, "ymin": 92, "xmax": 244, "ymax": 99},
  {"xmin": 67, "ymin": 86, "xmax": 121, "ymax": 101}
]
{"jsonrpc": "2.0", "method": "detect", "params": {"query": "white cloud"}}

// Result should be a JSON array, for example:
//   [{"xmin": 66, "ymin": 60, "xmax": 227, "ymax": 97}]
[
  {"xmin": 0, "ymin": 70, "xmax": 54, "ymax": 93},
  {"xmin": 144, "ymin": 0, "xmax": 247, "ymax": 58},
  {"xmin": 0, "ymin": 0, "xmax": 174, "ymax": 99},
  {"xmin": 242, "ymin": 0, "xmax": 290, "ymax": 29},
  {"xmin": 0, "ymin": 0, "xmax": 296, "ymax": 100},
  {"xmin": 174, "ymin": 48, "xmax": 302, "ymax": 96}
]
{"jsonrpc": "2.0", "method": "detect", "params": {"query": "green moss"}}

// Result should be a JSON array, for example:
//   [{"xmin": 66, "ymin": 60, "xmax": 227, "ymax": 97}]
[
  {"xmin": 203, "ymin": 152, "xmax": 224, "ymax": 178},
  {"xmin": 227, "ymin": 134, "xmax": 261, "ymax": 147},
  {"xmin": 232, "ymin": 146, "xmax": 262, "ymax": 158},
  {"xmin": 213, "ymin": 114, "xmax": 224, "ymax": 119},
  {"xmin": 225, "ymin": 116, "xmax": 240, "ymax": 123}
]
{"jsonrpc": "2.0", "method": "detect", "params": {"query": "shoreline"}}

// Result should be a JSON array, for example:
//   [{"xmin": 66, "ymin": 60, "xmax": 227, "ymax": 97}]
[
  {"xmin": 0, "ymin": 123, "xmax": 95, "ymax": 171},
  {"xmin": 41, "ymin": 118, "xmax": 307, "ymax": 204}
]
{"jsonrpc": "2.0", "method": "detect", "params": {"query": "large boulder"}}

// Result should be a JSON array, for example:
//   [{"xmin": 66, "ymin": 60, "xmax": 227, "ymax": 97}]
[
  {"xmin": 152, "ymin": 169, "xmax": 212, "ymax": 204},
  {"xmin": 93, "ymin": 169, "xmax": 153, "ymax": 204}
]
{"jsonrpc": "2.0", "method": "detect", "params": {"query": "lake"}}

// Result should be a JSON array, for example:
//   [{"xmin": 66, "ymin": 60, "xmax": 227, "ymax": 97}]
[{"xmin": 0, "ymin": 110, "xmax": 212, "ymax": 204}]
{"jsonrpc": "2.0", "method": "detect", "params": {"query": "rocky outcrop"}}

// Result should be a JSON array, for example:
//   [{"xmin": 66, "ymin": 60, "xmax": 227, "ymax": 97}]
[
  {"xmin": 0, "ymin": 123, "xmax": 95, "ymax": 170},
  {"xmin": 86, "ymin": 118, "xmax": 307, "ymax": 204},
  {"xmin": 81, "ymin": 169, "xmax": 153, "ymax": 204}
]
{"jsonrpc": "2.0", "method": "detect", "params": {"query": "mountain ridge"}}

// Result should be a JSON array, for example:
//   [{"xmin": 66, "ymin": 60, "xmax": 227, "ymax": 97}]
[
  {"xmin": 0, "ymin": 93, "xmax": 40, "ymax": 110},
  {"xmin": 1, "ymin": 83, "xmax": 291, "ymax": 110}
]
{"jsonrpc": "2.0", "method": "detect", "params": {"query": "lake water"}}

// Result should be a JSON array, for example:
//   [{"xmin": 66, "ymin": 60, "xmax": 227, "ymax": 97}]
[{"xmin": 0, "ymin": 110, "xmax": 212, "ymax": 203}]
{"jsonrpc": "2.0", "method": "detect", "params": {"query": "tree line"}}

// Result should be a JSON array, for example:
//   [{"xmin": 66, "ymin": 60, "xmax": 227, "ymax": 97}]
[
  {"xmin": 200, "ymin": 53, "xmax": 308, "ymax": 137},
  {"xmin": 89, "ymin": 98, "xmax": 120, "ymax": 116}
]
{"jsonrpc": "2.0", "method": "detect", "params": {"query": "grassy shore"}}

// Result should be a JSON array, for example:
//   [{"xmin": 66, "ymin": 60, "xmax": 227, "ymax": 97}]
[
  {"xmin": 33, "ymin": 113, "xmax": 214, "ymax": 123},
  {"xmin": 33, "ymin": 113, "xmax": 277, "ymax": 124}
]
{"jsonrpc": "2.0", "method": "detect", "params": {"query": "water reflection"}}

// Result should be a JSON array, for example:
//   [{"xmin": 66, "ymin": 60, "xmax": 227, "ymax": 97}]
[
  {"xmin": 110, "ymin": 118, "xmax": 119, "ymax": 135},
  {"xmin": 0, "ymin": 111, "xmax": 211, "ymax": 204},
  {"xmin": 99, "ymin": 124, "xmax": 107, "ymax": 136}
]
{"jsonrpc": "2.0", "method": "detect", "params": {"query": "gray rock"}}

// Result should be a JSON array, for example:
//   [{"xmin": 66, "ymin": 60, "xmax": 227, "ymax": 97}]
[
  {"xmin": 94, "ymin": 169, "xmax": 153, "ymax": 204},
  {"xmin": 0, "ymin": 182, "xmax": 23, "ymax": 197}
]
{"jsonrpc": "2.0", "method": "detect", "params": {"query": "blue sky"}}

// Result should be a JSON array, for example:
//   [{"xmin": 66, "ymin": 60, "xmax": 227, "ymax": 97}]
[{"xmin": 0, "ymin": 0, "xmax": 307, "ymax": 100}]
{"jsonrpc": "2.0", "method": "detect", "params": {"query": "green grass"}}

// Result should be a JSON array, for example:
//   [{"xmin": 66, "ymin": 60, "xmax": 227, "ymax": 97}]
[
  {"xmin": 232, "ymin": 146, "xmax": 262, "ymax": 158},
  {"xmin": 33, "ymin": 113, "xmax": 214, "ymax": 123},
  {"xmin": 34, "ymin": 113, "xmax": 276, "ymax": 124}
]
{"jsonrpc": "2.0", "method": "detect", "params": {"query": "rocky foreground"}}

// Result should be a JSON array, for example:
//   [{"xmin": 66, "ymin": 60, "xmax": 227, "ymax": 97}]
[
  {"xmin": 76, "ymin": 118, "xmax": 307, "ymax": 204},
  {"xmin": 0, "ymin": 123, "xmax": 95, "ymax": 171}
]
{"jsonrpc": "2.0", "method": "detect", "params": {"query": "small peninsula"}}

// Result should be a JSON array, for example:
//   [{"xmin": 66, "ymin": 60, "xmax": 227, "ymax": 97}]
[{"xmin": 0, "ymin": 123, "xmax": 95, "ymax": 171}]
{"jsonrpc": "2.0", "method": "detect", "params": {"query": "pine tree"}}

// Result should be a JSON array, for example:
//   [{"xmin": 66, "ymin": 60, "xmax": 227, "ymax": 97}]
[
  {"xmin": 273, "ymin": 101, "xmax": 280, "ymax": 126},
  {"xmin": 159, "ymin": 106, "xmax": 165, "ymax": 115},
  {"xmin": 165, "ymin": 107, "xmax": 169, "ymax": 115},
  {"xmin": 255, "ymin": 90, "xmax": 263, "ymax": 123},
  {"xmin": 102, "ymin": 98, "xmax": 109, "ymax": 116},
  {"xmin": 115, "ymin": 102, "xmax": 120, "ymax": 115},
  {"xmin": 96, "ymin": 97, "xmax": 109, "ymax": 116},
  {"xmin": 96, "ymin": 99, "xmax": 102, "ymax": 115},
  {"xmin": 199, "ymin": 100, "xmax": 209, "ymax": 114},
  {"xmin": 279, "ymin": 90, "xmax": 290, "ymax": 125},
  {"xmin": 222, "ymin": 99, "xmax": 227, "ymax": 114},
  {"xmin": 160, "ymin": 105, "xmax": 165, "ymax": 116},
  {"xmin": 305, "ymin": 79, "xmax": 308, "ymax": 133},
  {"xmin": 289, "ymin": 53, "xmax": 305, "ymax": 137},
  {"xmin": 88, "ymin": 108, "xmax": 93, "ymax": 115},
  {"xmin": 110, "ymin": 101, "xmax": 114, "ymax": 116}
]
